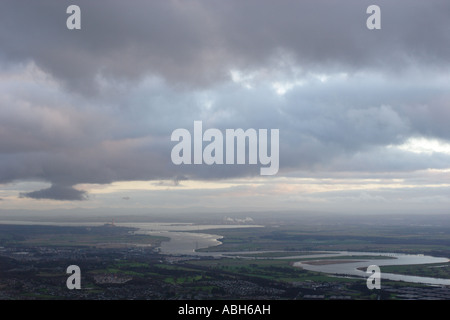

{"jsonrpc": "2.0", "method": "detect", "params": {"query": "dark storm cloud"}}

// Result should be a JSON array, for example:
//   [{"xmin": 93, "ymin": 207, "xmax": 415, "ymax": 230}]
[
  {"xmin": 1, "ymin": 1, "xmax": 450, "ymax": 200},
  {"xmin": 20, "ymin": 184, "xmax": 88, "ymax": 201}
]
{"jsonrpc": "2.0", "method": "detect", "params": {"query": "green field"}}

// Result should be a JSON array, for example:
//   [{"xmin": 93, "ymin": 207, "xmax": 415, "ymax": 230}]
[
  {"xmin": 186, "ymin": 258, "xmax": 357, "ymax": 283},
  {"xmin": 197, "ymin": 224, "xmax": 450, "ymax": 257},
  {"xmin": 379, "ymin": 262, "xmax": 450, "ymax": 279},
  {"xmin": 0, "ymin": 224, "xmax": 168, "ymax": 248}
]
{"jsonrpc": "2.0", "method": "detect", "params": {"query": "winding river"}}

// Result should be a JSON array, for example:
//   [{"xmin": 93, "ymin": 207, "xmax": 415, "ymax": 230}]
[
  {"xmin": 1, "ymin": 220, "xmax": 449, "ymax": 286},
  {"xmin": 290, "ymin": 251, "xmax": 450, "ymax": 286},
  {"xmin": 127, "ymin": 223, "xmax": 450, "ymax": 286}
]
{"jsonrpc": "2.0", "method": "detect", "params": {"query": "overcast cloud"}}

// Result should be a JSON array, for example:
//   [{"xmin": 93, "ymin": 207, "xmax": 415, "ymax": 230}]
[{"xmin": 0, "ymin": 1, "xmax": 449, "ymax": 207}]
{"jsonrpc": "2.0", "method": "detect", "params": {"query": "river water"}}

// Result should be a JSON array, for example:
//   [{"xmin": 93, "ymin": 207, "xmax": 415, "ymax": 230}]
[
  {"xmin": 117, "ymin": 222, "xmax": 263, "ymax": 255},
  {"xmin": 290, "ymin": 251, "xmax": 450, "ymax": 286},
  {"xmin": 0, "ymin": 220, "xmax": 261, "ymax": 255},
  {"xmin": 123, "ymin": 222, "xmax": 450, "ymax": 286}
]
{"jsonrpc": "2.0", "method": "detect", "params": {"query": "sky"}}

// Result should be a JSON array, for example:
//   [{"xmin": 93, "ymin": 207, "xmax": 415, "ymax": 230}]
[{"xmin": 1, "ymin": 1, "xmax": 450, "ymax": 216}]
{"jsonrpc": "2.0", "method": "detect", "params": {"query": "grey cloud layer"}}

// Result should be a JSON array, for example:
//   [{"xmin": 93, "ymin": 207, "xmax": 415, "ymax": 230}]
[
  {"xmin": 1, "ymin": 1, "xmax": 450, "ymax": 200},
  {"xmin": 1, "ymin": 1, "xmax": 450, "ymax": 91}
]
